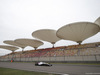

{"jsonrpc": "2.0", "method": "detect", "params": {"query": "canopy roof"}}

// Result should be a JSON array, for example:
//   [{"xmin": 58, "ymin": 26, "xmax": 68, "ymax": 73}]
[
  {"xmin": 0, "ymin": 45, "xmax": 19, "ymax": 51},
  {"xmin": 3, "ymin": 40, "xmax": 27, "ymax": 48},
  {"xmin": 32, "ymin": 29, "xmax": 61, "ymax": 44},
  {"xmin": 94, "ymin": 17, "xmax": 100, "ymax": 27},
  {"xmin": 15, "ymin": 38, "xmax": 44, "ymax": 49},
  {"xmin": 56, "ymin": 22, "xmax": 100, "ymax": 44}
]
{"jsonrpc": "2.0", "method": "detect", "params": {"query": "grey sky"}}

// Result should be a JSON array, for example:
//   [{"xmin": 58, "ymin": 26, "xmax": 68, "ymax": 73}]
[{"xmin": 0, "ymin": 0, "xmax": 100, "ymax": 56}]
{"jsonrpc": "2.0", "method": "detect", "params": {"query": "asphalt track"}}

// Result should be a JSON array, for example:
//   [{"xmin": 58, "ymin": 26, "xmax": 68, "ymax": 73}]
[{"xmin": 0, "ymin": 62, "xmax": 100, "ymax": 75}]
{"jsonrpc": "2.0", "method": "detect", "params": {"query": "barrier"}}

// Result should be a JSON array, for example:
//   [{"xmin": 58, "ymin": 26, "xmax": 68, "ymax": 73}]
[{"xmin": 0, "ymin": 55, "xmax": 100, "ymax": 62}]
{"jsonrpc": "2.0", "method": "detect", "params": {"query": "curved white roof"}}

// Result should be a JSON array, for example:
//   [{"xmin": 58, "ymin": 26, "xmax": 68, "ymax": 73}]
[
  {"xmin": 32, "ymin": 29, "xmax": 61, "ymax": 44},
  {"xmin": 95, "ymin": 17, "xmax": 100, "ymax": 27},
  {"xmin": 57, "ymin": 22, "xmax": 100, "ymax": 44},
  {"xmin": 0, "ymin": 45, "xmax": 19, "ymax": 51},
  {"xmin": 3, "ymin": 40, "xmax": 27, "ymax": 48},
  {"xmin": 15, "ymin": 38, "xmax": 43, "ymax": 49}
]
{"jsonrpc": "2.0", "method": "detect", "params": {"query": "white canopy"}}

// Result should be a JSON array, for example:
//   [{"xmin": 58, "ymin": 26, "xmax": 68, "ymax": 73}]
[
  {"xmin": 94, "ymin": 17, "xmax": 100, "ymax": 27},
  {"xmin": 32, "ymin": 29, "xmax": 61, "ymax": 44},
  {"xmin": 15, "ymin": 38, "xmax": 43, "ymax": 49},
  {"xmin": 0, "ymin": 45, "xmax": 19, "ymax": 51},
  {"xmin": 56, "ymin": 22, "xmax": 100, "ymax": 44},
  {"xmin": 3, "ymin": 40, "xmax": 27, "ymax": 48}
]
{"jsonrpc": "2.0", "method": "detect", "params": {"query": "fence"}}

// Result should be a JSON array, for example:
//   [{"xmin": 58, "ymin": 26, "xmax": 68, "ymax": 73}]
[{"xmin": 0, "ymin": 55, "xmax": 100, "ymax": 63}]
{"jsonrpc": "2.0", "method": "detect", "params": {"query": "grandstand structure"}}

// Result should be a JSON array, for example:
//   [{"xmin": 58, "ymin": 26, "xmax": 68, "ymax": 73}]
[
  {"xmin": 0, "ymin": 17, "xmax": 100, "ymax": 63},
  {"xmin": 0, "ymin": 42, "xmax": 100, "ymax": 62}
]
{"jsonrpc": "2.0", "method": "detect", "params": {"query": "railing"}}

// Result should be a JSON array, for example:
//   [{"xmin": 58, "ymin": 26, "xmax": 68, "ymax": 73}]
[{"xmin": 0, "ymin": 55, "xmax": 100, "ymax": 62}]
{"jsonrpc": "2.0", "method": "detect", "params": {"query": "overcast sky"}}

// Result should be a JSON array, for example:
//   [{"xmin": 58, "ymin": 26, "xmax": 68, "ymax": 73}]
[{"xmin": 0, "ymin": 0, "xmax": 100, "ymax": 56}]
